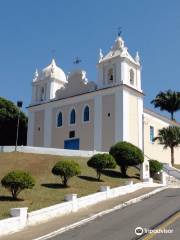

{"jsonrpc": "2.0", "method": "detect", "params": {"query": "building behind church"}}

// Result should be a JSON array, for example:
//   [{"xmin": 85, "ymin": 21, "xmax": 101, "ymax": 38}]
[{"xmin": 27, "ymin": 36, "xmax": 180, "ymax": 164}]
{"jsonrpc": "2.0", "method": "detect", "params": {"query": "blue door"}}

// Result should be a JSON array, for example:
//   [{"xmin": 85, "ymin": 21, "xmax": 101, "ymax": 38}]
[{"xmin": 64, "ymin": 139, "xmax": 80, "ymax": 150}]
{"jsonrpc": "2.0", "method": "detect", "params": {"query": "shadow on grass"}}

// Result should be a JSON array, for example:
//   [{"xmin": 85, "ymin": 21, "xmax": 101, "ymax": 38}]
[
  {"xmin": 78, "ymin": 175, "xmax": 103, "ymax": 182},
  {"xmin": 102, "ymin": 170, "xmax": 140, "ymax": 180},
  {"xmin": 0, "ymin": 196, "xmax": 24, "ymax": 201},
  {"xmin": 41, "ymin": 183, "xmax": 66, "ymax": 189}
]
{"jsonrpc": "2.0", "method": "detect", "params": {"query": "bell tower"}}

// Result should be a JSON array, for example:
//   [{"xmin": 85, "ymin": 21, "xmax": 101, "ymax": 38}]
[
  {"xmin": 97, "ymin": 36, "xmax": 142, "ymax": 93},
  {"xmin": 97, "ymin": 36, "xmax": 144, "ymax": 150},
  {"xmin": 31, "ymin": 59, "xmax": 67, "ymax": 105}
]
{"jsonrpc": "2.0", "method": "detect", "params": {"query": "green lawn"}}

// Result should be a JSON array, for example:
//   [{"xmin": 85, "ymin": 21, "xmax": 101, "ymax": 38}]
[
  {"xmin": 174, "ymin": 165, "xmax": 180, "ymax": 170},
  {"xmin": 0, "ymin": 152, "xmax": 140, "ymax": 219}
]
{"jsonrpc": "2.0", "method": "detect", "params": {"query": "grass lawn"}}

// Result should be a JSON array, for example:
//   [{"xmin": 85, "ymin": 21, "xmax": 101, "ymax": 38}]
[
  {"xmin": 0, "ymin": 152, "xmax": 140, "ymax": 219},
  {"xmin": 174, "ymin": 165, "xmax": 180, "ymax": 170}
]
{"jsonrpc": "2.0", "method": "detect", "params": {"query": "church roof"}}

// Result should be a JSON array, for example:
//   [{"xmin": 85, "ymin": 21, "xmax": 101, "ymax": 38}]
[
  {"xmin": 33, "ymin": 59, "xmax": 67, "ymax": 83},
  {"xmin": 99, "ymin": 37, "xmax": 139, "ymax": 66},
  {"xmin": 144, "ymin": 108, "xmax": 180, "ymax": 126}
]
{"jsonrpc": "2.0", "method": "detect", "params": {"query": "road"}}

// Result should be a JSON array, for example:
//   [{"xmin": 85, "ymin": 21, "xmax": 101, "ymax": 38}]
[{"xmin": 49, "ymin": 188, "xmax": 180, "ymax": 240}]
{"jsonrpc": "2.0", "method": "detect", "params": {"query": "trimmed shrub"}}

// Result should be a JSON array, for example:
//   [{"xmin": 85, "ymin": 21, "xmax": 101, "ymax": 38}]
[
  {"xmin": 1, "ymin": 170, "xmax": 35, "ymax": 200},
  {"xmin": 109, "ymin": 141, "xmax": 144, "ymax": 176},
  {"xmin": 149, "ymin": 159, "xmax": 163, "ymax": 178},
  {"xmin": 52, "ymin": 160, "xmax": 81, "ymax": 187},
  {"xmin": 87, "ymin": 153, "xmax": 116, "ymax": 181}
]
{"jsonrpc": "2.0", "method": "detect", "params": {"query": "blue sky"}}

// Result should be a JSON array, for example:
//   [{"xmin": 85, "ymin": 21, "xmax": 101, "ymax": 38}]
[{"xmin": 0, "ymin": 0, "xmax": 179, "ymax": 121}]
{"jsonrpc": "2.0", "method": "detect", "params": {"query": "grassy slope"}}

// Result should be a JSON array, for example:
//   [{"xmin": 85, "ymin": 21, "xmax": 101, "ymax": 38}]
[
  {"xmin": 174, "ymin": 165, "xmax": 180, "ymax": 170},
  {"xmin": 0, "ymin": 152, "xmax": 140, "ymax": 219}
]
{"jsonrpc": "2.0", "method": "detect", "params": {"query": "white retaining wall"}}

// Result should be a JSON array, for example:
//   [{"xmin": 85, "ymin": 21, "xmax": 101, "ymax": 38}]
[
  {"xmin": 0, "ymin": 146, "xmax": 104, "ymax": 157},
  {"xmin": 0, "ymin": 182, "xmax": 161, "ymax": 236}
]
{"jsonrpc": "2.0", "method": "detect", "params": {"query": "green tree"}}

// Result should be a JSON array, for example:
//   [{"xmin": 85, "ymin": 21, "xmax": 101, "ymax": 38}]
[
  {"xmin": 151, "ymin": 90, "xmax": 180, "ymax": 121},
  {"xmin": 149, "ymin": 160, "xmax": 163, "ymax": 178},
  {"xmin": 52, "ymin": 160, "xmax": 81, "ymax": 187},
  {"xmin": 154, "ymin": 126, "xmax": 180, "ymax": 166},
  {"xmin": 0, "ymin": 97, "xmax": 28, "ymax": 146},
  {"xmin": 1, "ymin": 170, "xmax": 35, "ymax": 200},
  {"xmin": 109, "ymin": 141, "xmax": 144, "ymax": 176},
  {"xmin": 87, "ymin": 153, "xmax": 116, "ymax": 181}
]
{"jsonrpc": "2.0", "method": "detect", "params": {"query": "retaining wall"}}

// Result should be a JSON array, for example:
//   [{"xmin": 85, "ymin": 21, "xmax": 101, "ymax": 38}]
[
  {"xmin": 0, "ymin": 146, "xmax": 103, "ymax": 157},
  {"xmin": 0, "ymin": 182, "xmax": 160, "ymax": 236}
]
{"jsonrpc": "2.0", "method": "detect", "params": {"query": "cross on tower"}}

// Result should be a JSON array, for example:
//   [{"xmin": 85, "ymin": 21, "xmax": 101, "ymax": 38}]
[
  {"xmin": 73, "ymin": 56, "xmax": 82, "ymax": 64},
  {"xmin": 117, "ymin": 27, "xmax": 122, "ymax": 37}
]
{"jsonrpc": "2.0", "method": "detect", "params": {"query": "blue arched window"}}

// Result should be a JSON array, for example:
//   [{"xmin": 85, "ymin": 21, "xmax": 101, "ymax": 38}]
[
  {"xmin": 70, "ymin": 109, "xmax": 76, "ymax": 124},
  {"xmin": 57, "ymin": 112, "xmax": 62, "ymax": 127},
  {"xmin": 83, "ymin": 106, "xmax": 89, "ymax": 122}
]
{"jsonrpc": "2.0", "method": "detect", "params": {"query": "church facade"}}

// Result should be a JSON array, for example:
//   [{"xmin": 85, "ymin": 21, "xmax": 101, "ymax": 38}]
[{"xmin": 27, "ymin": 36, "xmax": 180, "ymax": 164}]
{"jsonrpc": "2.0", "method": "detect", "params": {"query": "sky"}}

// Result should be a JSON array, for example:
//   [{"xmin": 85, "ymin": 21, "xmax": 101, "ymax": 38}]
[{"xmin": 0, "ymin": 0, "xmax": 179, "ymax": 121}]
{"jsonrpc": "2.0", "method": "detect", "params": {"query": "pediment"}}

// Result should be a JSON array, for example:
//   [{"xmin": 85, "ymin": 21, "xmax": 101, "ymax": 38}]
[{"xmin": 56, "ymin": 70, "xmax": 97, "ymax": 99}]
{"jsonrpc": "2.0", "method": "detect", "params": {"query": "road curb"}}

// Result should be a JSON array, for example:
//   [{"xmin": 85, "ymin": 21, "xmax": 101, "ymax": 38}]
[{"xmin": 32, "ymin": 186, "xmax": 168, "ymax": 240}]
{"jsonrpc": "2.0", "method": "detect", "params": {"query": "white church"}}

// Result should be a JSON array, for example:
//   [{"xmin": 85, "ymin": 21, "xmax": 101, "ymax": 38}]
[{"xmin": 27, "ymin": 36, "xmax": 180, "ymax": 164}]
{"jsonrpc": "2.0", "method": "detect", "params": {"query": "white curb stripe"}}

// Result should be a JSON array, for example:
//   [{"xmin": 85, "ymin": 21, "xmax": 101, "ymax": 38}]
[{"xmin": 32, "ymin": 187, "xmax": 168, "ymax": 240}]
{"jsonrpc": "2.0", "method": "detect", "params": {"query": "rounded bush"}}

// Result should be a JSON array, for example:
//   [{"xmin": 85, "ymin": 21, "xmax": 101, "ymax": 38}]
[
  {"xmin": 87, "ymin": 153, "xmax": 116, "ymax": 180},
  {"xmin": 109, "ymin": 141, "xmax": 144, "ymax": 176},
  {"xmin": 1, "ymin": 170, "xmax": 35, "ymax": 200},
  {"xmin": 149, "ymin": 159, "xmax": 163, "ymax": 178},
  {"xmin": 52, "ymin": 160, "xmax": 81, "ymax": 187}
]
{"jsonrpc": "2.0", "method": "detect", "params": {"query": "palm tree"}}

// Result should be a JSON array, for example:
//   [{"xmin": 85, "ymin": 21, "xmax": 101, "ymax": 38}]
[
  {"xmin": 151, "ymin": 90, "xmax": 180, "ymax": 121},
  {"xmin": 154, "ymin": 126, "xmax": 180, "ymax": 166}
]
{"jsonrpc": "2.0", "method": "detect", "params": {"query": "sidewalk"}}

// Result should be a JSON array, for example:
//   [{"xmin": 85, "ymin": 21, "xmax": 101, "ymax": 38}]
[{"xmin": 0, "ymin": 187, "xmax": 161, "ymax": 240}]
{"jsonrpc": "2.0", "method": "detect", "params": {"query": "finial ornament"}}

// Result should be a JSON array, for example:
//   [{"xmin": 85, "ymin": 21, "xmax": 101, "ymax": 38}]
[
  {"xmin": 117, "ymin": 27, "xmax": 122, "ymax": 37},
  {"xmin": 73, "ymin": 56, "xmax": 81, "ymax": 65},
  {"xmin": 33, "ymin": 69, "xmax": 38, "ymax": 82},
  {"xmin": 99, "ymin": 48, "xmax": 103, "ymax": 61},
  {"xmin": 135, "ymin": 51, "xmax": 140, "ymax": 63}
]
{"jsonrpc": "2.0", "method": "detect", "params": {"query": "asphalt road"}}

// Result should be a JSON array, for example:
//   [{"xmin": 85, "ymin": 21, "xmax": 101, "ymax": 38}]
[{"xmin": 49, "ymin": 188, "xmax": 180, "ymax": 240}]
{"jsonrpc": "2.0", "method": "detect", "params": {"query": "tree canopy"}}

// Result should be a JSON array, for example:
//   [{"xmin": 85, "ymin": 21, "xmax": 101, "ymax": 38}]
[
  {"xmin": 109, "ymin": 141, "xmax": 144, "ymax": 176},
  {"xmin": 0, "ymin": 97, "xmax": 28, "ymax": 145},
  {"xmin": 1, "ymin": 170, "xmax": 35, "ymax": 200},
  {"xmin": 87, "ymin": 153, "xmax": 116, "ymax": 181},
  {"xmin": 52, "ymin": 160, "xmax": 81, "ymax": 187},
  {"xmin": 154, "ymin": 126, "xmax": 180, "ymax": 166},
  {"xmin": 151, "ymin": 90, "xmax": 180, "ymax": 120}
]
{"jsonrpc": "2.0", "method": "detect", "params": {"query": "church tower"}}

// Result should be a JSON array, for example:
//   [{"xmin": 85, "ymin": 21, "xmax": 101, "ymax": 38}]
[
  {"xmin": 31, "ymin": 59, "xmax": 67, "ymax": 105},
  {"xmin": 97, "ymin": 36, "xmax": 143, "ymax": 150},
  {"xmin": 97, "ymin": 36, "xmax": 141, "ymax": 91}
]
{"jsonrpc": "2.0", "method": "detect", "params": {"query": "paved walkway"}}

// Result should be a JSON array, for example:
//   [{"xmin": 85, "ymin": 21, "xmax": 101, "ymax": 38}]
[{"xmin": 0, "ymin": 187, "xmax": 159, "ymax": 240}]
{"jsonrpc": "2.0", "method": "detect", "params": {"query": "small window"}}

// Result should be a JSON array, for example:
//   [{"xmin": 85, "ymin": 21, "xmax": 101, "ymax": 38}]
[
  {"xmin": 83, "ymin": 106, "xmax": 90, "ymax": 122},
  {"xmin": 57, "ymin": 112, "xmax": 62, "ymax": 127},
  {"xmin": 150, "ymin": 126, "xmax": 154, "ymax": 142},
  {"xmin": 130, "ymin": 69, "xmax": 134, "ymax": 85},
  {"xmin": 40, "ymin": 87, "xmax": 45, "ymax": 101},
  {"xmin": 107, "ymin": 68, "xmax": 113, "ymax": 83},
  {"xmin": 69, "ymin": 131, "xmax": 75, "ymax": 138},
  {"xmin": 70, "ymin": 109, "xmax": 76, "ymax": 124}
]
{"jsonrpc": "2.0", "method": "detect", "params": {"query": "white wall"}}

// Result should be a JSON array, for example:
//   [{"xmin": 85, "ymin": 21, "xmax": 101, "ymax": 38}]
[
  {"xmin": 0, "ymin": 146, "xmax": 104, "ymax": 157},
  {"xmin": 0, "ymin": 182, "xmax": 160, "ymax": 236}
]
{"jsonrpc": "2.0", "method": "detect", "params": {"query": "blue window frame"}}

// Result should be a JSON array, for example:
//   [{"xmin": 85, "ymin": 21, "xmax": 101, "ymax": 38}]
[
  {"xmin": 57, "ymin": 112, "xmax": 62, "ymax": 127},
  {"xmin": 150, "ymin": 126, "xmax": 154, "ymax": 142},
  {"xmin": 70, "ymin": 109, "xmax": 76, "ymax": 124},
  {"xmin": 83, "ymin": 106, "xmax": 89, "ymax": 122}
]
